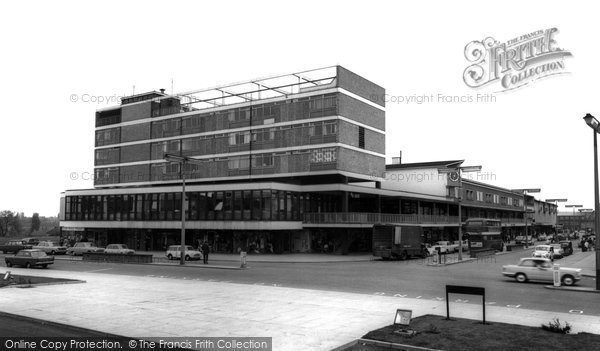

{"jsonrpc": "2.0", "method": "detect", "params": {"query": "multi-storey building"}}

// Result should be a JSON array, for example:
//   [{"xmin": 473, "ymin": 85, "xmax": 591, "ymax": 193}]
[
  {"xmin": 59, "ymin": 66, "xmax": 557, "ymax": 253},
  {"xmin": 558, "ymin": 211, "xmax": 594, "ymax": 232}
]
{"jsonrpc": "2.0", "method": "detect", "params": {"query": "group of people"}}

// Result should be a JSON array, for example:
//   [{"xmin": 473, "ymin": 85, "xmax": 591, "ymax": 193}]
[{"xmin": 581, "ymin": 237, "xmax": 596, "ymax": 252}]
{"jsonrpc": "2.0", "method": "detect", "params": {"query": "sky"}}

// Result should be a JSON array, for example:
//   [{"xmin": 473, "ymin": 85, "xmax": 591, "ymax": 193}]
[{"xmin": 0, "ymin": 0, "xmax": 598, "ymax": 217}]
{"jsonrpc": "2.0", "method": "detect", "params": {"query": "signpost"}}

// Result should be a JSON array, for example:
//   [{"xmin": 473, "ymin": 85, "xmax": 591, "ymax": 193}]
[{"xmin": 553, "ymin": 264, "xmax": 561, "ymax": 287}]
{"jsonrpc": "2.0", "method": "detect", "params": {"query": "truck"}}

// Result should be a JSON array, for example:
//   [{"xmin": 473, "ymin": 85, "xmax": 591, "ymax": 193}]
[{"xmin": 372, "ymin": 224, "xmax": 428, "ymax": 260}]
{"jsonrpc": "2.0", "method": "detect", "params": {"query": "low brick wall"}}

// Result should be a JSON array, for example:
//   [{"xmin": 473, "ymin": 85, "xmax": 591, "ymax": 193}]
[{"xmin": 82, "ymin": 253, "xmax": 153, "ymax": 264}]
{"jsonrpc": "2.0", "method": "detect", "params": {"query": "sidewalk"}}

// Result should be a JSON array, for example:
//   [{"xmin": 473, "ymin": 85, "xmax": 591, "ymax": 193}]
[{"xmin": 1, "ymin": 267, "xmax": 599, "ymax": 351}]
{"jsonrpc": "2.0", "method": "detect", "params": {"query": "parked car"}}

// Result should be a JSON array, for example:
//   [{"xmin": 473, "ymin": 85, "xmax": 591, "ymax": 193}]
[
  {"xmin": 66, "ymin": 242, "xmax": 105, "ymax": 256},
  {"xmin": 538, "ymin": 234, "xmax": 547, "ymax": 242},
  {"xmin": 559, "ymin": 241, "xmax": 573, "ymax": 256},
  {"xmin": 502, "ymin": 258, "xmax": 581, "ymax": 286},
  {"xmin": 549, "ymin": 244, "xmax": 564, "ymax": 259},
  {"xmin": 165, "ymin": 245, "xmax": 202, "ymax": 261},
  {"xmin": 431, "ymin": 241, "xmax": 457, "ymax": 253},
  {"xmin": 5, "ymin": 249, "xmax": 54, "ymax": 268},
  {"xmin": 104, "ymin": 244, "xmax": 134, "ymax": 254},
  {"xmin": 0, "ymin": 240, "xmax": 33, "ymax": 254},
  {"xmin": 452, "ymin": 240, "xmax": 469, "ymax": 252},
  {"xmin": 21, "ymin": 237, "xmax": 40, "ymax": 246},
  {"xmin": 33, "ymin": 241, "xmax": 67, "ymax": 255},
  {"xmin": 532, "ymin": 245, "xmax": 556, "ymax": 260},
  {"xmin": 514, "ymin": 235, "xmax": 533, "ymax": 245}
]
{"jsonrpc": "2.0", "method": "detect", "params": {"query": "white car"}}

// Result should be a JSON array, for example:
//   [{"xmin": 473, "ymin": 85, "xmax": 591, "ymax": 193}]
[
  {"xmin": 502, "ymin": 258, "xmax": 581, "ymax": 286},
  {"xmin": 549, "ymin": 244, "xmax": 564, "ymax": 259},
  {"xmin": 532, "ymin": 245, "xmax": 555, "ymax": 260},
  {"xmin": 165, "ymin": 245, "xmax": 202, "ymax": 261},
  {"xmin": 104, "ymin": 244, "xmax": 134, "ymax": 254}
]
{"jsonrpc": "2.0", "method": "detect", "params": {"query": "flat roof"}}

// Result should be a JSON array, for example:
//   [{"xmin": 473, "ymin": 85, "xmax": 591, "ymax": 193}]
[{"xmin": 386, "ymin": 160, "xmax": 464, "ymax": 170}]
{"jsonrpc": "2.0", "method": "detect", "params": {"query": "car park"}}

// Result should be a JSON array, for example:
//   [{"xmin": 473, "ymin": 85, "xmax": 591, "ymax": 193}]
[
  {"xmin": 66, "ymin": 242, "xmax": 105, "ymax": 256},
  {"xmin": 5, "ymin": 249, "xmax": 54, "ymax": 268},
  {"xmin": 502, "ymin": 258, "xmax": 581, "ymax": 286},
  {"xmin": 33, "ymin": 241, "xmax": 67, "ymax": 255},
  {"xmin": 104, "ymin": 244, "xmax": 135, "ymax": 254},
  {"xmin": 532, "ymin": 245, "xmax": 556, "ymax": 260},
  {"xmin": 165, "ymin": 245, "xmax": 202, "ymax": 261}
]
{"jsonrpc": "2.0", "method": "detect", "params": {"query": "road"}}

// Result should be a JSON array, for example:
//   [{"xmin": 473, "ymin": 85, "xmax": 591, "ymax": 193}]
[{"xmin": 6, "ymin": 248, "xmax": 597, "ymax": 316}]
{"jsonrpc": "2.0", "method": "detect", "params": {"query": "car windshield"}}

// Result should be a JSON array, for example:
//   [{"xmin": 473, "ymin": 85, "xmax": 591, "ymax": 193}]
[
  {"xmin": 30, "ymin": 251, "xmax": 47, "ymax": 258},
  {"xmin": 535, "ymin": 246, "xmax": 549, "ymax": 251}
]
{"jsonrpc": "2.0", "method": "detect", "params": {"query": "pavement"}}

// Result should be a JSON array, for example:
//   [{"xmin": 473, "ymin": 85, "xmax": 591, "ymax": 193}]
[{"xmin": 2, "ymin": 251, "xmax": 600, "ymax": 351}]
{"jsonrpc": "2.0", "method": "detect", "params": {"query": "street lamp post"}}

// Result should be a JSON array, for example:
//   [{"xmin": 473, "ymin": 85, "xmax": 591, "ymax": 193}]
[
  {"xmin": 164, "ymin": 153, "xmax": 199, "ymax": 265},
  {"xmin": 439, "ymin": 164, "xmax": 482, "ymax": 260},
  {"xmin": 582, "ymin": 113, "xmax": 600, "ymax": 290},
  {"xmin": 512, "ymin": 188, "xmax": 541, "ymax": 248}
]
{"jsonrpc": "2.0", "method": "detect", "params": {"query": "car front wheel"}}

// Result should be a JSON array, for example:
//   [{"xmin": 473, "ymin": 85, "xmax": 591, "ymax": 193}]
[
  {"xmin": 167, "ymin": 254, "xmax": 173, "ymax": 260},
  {"xmin": 515, "ymin": 273, "xmax": 527, "ymax": 283},
  {"xmin": 6, "ymin": 261, "xmax": 12, "ymax": 267},
  {"xmin": 562, "ymin": 275, "xmax": 575, "ymax": 286},
  {"xmin": 185, "ymin": 255, "xmax": 191, "ymax": 261}
]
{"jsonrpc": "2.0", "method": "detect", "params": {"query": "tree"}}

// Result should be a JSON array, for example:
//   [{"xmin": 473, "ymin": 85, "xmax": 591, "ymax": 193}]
[
  {"xmin": 0, "ymin": 211, "xmax": 16, "ymax": 237},
  {"xmin": 31, "ymin": 213, "xmax": 41, "ymax": 233}
]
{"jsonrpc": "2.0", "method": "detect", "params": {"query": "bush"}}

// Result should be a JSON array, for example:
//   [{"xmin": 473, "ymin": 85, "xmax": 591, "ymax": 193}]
[{"xmin": 542, "ymin": 318, "xmax": 571, "ymax": 334}]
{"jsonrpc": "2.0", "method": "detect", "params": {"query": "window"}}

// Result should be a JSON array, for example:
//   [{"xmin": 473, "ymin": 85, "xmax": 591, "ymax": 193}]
[
  {"xmin": 228, "ymin": 156, "xmax": 250, "ymax": 169},
  {"xmin": 476, "ymin": 191, "xmax": 484, "ymax": 202},
  {"xmin": 310, "ymin": 148, "xmax": 337, "ymax": 163},
  {"xmin": 358, "ymin": 127, "xmax": 365, "ymax": 149},
  {"xmin": 252, "ymin": 154, "xmax": 273, "ymax": 167},
  {"xmin": 493, "ymin": 194, "xmax": 500, "ymax": 204},
  {"xmin": 229, "ymin": 132, "xmax": 250, "ymax": 145}
]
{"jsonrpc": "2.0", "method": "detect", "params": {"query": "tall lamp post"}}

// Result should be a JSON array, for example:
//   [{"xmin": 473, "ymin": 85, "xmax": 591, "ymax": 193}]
[
  {"xmin": 164, "ymin": 153, "xmax": 200, "ymax": 265},
  {"xmin": 512, "ymin": 188, "xmax": 541, "ymax": 248},
  {"xmin": 439, "ymin": 164, "xmax": 482, "ymax": 261},
  {"xmin": 582, "ymin": 113, "xmax": 600, "ymax": 290}
]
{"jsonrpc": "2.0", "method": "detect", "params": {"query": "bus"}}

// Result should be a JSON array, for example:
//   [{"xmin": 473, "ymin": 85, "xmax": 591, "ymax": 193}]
[{"xmin": 464, "ymin": 218, "xmax": 503, "ymax": 251}]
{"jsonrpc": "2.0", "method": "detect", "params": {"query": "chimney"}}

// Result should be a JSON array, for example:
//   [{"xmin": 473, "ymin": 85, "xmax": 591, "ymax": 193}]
[
  {"xmin": 160, "ymin": 88, "xmax": 166, "ymax": 94},
  {"xmin": 391, "ymin": 151, "xmax": 402, "ymax": 165}
]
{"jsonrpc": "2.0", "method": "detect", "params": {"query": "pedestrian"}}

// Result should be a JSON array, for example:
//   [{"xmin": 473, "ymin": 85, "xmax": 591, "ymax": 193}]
[
  {"xmin": 201, "ymin": 241, "xmax": 210, "ymax": 264},
  {"xmin": 584, "ymin": 240, "xmax": 589, "ymax": 252}
]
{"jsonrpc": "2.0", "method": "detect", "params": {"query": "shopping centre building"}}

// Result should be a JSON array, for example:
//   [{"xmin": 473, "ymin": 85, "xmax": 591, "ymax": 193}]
[{"xmin": 59, "ymin": 66, "xmax": 557, "ymax": 253}]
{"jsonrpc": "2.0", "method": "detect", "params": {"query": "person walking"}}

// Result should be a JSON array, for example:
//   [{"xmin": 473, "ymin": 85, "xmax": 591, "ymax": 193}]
[{"xmin": 201, "ymin": 241, "xmax": 210, "ymax": 264}]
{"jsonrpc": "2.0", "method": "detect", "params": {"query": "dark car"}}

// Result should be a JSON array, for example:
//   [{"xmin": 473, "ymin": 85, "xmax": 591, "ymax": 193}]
[
  {"xmin": 5, "ymin": 249, "xmax": 54, "ymax": 268},
  {"xmin": 0, "ymin": 240, "xmax": 33, "ymax": 254},
  {"xmin": 559, "ymin": 241, "xmax": 573, "ymax": 256}
]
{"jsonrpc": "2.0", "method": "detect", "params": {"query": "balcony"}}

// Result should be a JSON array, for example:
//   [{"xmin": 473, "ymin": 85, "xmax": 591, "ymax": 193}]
[{"xmin": 303, "ymin": 212, "xmax": 459, "ymax": 225}]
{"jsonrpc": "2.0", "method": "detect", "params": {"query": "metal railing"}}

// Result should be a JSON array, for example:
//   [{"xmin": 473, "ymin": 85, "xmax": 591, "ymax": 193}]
[{"xmin": 303, "ymin": 212, "xmax": 460, "ymax": 225}]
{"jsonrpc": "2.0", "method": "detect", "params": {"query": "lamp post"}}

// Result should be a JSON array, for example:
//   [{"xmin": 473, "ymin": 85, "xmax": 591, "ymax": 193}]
[
  {"xmin": 582, "ymin": 113, "xmax": 600, "ymax": 290},
  {"xmin": 512, "ymin": 188, "xmax": 541, "ymax": 248},
  {"xmin": 439, "ymin": 164, "xmax": 482, "ymax": 260},
  {"xmin": 164, "ymin": 153, "xmax": 199, "ymax": 265}
]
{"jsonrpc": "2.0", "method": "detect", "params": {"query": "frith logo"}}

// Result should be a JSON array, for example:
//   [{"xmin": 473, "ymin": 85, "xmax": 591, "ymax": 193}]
[{"xmin": 463, "ymin": 28, "xmax": 572, "ymax": 92}]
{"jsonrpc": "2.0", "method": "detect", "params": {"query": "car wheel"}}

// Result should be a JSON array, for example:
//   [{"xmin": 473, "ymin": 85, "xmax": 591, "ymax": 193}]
[
  {"xmin": 70, "ymin": 251, "xmax": 76, "ymax": 256},
  {"xmin": 167, "ymin": 254, "xmax": 173, "ymax": 260},
  {"xmin": 400, "ymin": 251, "xmax": 408, "ymax": 260},
  {"xmin": 515, "ymin": 273, "xmax": 527, "ymax": 283},
  {"xmin": 185, "ymin": 255, "xmax": 191, "ymax": 261},
  {"xmin": 6, "ymin": 261, "xmax": 12, "ymax": 267},
  {"xmin": 422, "ymin": 249, "xmax": 430, "ymax": 258},
  {"xmin": 42, "ymin": 264, "xmax": 48, "ymax": 269},
  {"xmin": 562, "ymin": 275, "xmax": 575, "ymax": 286},
  {"xmin": 50, "ymin": 251, "xmax": 55, "ymax": 255},
  {"xmin": 25, "ymin": 262, "xmax": 31, "ymax": 269}
]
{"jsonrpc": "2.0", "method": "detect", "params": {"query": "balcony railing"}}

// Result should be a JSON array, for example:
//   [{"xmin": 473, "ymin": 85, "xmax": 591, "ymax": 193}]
[{"xmin": 303, "ymin": 212, "xmax": 460, "ymax": 225}]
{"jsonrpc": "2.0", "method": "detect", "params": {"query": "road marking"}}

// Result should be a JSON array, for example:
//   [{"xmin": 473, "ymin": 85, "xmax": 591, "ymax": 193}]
[
  {"xmin": 272, "ymin": 284, "xmax": 281, "ymax": 287},
  {"xmin": 87, "ymin": 268, "xmax": 112, "ymax": 273},
  {"xmin": 146, "ymin": 275, "xmax": 155, "ymax": 277},
  {"xmin": 374, "ymin": 292, "xmax": 386, "ymax": 296},
  {"xmin": 433, "ymin": 297, "xmax": 443, "ymax": 301},
  {"xmin": 569, "ymin": 310, "xmax": 584, "ymax": 314},
  {"xmin": 455, "ymin": 299, "xmax": 469, "ymax": 303},
  {"xmin": 507, "ymin": 304, "xmax": 521, "ymax": 308},
  {"xmin": 415, "ymin": 296, "xmax": 422, "ymax": 299},
  {"xmin": 485, "ymin": 302, "xmax": 496, "ymax": 305},
  {"xmin": 394, "ymin": 294, "xmax": 407, "ymax": 298}
]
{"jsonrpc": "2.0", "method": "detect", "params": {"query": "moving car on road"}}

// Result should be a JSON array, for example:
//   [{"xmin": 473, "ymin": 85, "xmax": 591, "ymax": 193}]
[
  {"xmin": 66, "ymin": 242, "xmax": 105, "ymax": 256},
  {"xmin": 502, "ymin": 258, "xmax": 581, "ymax": 286},
  {"xmin": 104, "ymin": 244, "xmax": 135, "ymax": 254},
  {"xmin": 166, "ymin": 245, "xmax": 202, "ymax": 261},
  {"xmin": 5, "ymin": 249, "xmax": 54, "ymax": 268},
  {"xmin": 33, "ymin": 241, "xmax": 67, "ymax": 255}
]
